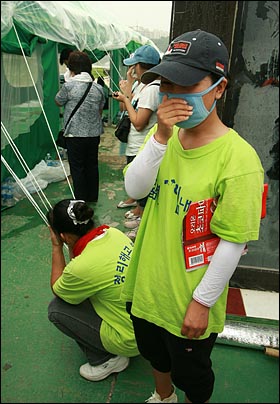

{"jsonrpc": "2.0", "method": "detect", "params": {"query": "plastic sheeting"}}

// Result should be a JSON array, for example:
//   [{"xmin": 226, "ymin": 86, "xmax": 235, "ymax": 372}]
[
  {"xmin": 1, "ymin": 39, "xmax": 59, "ymax": 182},
  {"xmin": 1, "ymin": 1, "xmax": 159, "ymax": 182},
  {"xmin": 1, "ymin": 1, "xmax": 155, "ymax": 51}
]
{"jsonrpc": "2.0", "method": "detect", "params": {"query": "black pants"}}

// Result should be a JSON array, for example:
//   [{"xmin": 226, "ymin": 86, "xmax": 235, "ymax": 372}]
[
  {"xmin": 66, "ymin": 136, "xmax": 100, "ymax": 202},
  {"xmin": 131, "ymin": 314, "xmax": 217, "ymax": 403}
]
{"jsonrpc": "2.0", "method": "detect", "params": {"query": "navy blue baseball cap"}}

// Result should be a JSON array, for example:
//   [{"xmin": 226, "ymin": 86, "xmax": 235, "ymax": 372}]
[
  {"xmin": 141, "ymin": 30, "xmax": 229, "ymax": 86},
  {"xmin": 123, "ymin": 45, "xmax": 161, "ymax": 66}
]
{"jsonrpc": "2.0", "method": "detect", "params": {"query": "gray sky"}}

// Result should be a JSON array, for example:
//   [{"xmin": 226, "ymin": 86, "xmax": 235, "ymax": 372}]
[{"xmin": 93, "ymin": 1, "xmax": 172, "ymax": 32}]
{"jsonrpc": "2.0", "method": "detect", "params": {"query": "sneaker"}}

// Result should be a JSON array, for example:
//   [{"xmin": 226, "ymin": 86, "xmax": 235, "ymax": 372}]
[
  {"xmin": 79, "ymin": 356, "xmax": 129, "ymax": 381},
  {"xmin": 145, "ymin": 386, "xmax": 178, "ymax": 403},
  {"xmin": 124, "ymin": 210, "xmax": 140, "ymax": 220},
  {"xmin": 125, "ymin": 228, "xmax": 138, "ymax": 241},
  {"xmin": 124, "ymin": 217, "xmax": 141, "ymax": 229},
  {"xmin": 117, "ymin": 200, "xmax": 137, "ymax": 208}
]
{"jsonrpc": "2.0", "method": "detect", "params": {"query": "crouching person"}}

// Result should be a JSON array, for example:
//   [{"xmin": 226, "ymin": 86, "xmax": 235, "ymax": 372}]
[{"xmin": 47, "ymin": 199, "xmax": 139, "ymax": 381}]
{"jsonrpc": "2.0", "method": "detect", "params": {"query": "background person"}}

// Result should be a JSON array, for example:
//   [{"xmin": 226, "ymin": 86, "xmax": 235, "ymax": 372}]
[
  {"xmin": 55, "ymin": 51, "xmax": 105, "ymax": 203},
  {"xmin": 122, "ymin": 30, "xmax": 264, "ymax": 403},
  {"xmin": 97, "ymin": 76, "xmax": 109, "ymax": 111},
  {"xmin": 114, "ymin": 67, "xmax": 141, "ymax": 210},
  {"xmin": 113, "ymin": 45, "xmax": 161, "ymax": 239},
  {"xmin": 97, "ymin": 76, "xmax": 110, "ymax": 124},
  {"xmin": 47, "ymin": 199, "xmax": 139, "ymax": 381},
  {"xmin": 59, "ymin": 48, "xmax": 74, "ymax": 83}
]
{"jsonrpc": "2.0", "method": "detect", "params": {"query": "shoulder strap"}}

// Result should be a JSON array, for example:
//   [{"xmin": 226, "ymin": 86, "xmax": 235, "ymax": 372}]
[
  {"xmin": 132, "ymin": 82, "xmax": 159, "ymax": 109},
  {"xmin": 64, "ymin": 82, "xmax": 92, "ymax": 129},
  {"xmin": 132, "ymin": 99, "xmax": 139, "ymax": 109}
]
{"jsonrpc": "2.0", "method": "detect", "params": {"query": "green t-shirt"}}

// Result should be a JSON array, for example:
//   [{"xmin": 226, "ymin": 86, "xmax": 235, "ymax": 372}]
[
  {"xmin": 53, "ymin": 227, "xmax": 139, "ymax": 357},
  {"xmin": 122, "ymin": 126, "xmax": 264, "ymax": 339}
]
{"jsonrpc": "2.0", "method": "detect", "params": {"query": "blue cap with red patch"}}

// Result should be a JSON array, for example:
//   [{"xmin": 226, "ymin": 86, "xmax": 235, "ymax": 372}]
[{"xmin": 141, "ymin": 30, "xmax": 229, "ymax": 86}]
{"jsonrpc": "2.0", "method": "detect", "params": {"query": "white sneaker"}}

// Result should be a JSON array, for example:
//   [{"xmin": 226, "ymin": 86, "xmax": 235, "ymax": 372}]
[
  {"xmin": 79, "ymin": 356, "xmax": 129, "ymax": 381},
  {"xmin": 145, "ymin": 387, "xmax": 178, "ymax": 403}
]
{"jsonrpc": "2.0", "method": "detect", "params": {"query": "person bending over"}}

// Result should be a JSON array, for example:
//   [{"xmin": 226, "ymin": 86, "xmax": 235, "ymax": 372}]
[{"xmin": 47, "ymin": 199, "xmax": 139, "ymax": 381}]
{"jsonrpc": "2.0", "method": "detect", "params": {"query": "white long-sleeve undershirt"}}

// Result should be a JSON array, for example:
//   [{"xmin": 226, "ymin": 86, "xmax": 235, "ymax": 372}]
[
  {"xmin": 124, "ymin": 135, "xmax": 167, "ymax": 200},
  {"xmin": 193, "ymin": 239, "xmax": 246, "ymax": 307}
]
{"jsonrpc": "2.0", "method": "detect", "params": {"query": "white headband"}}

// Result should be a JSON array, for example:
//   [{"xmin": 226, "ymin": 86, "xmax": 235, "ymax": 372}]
[{"xmin": 67, "ymin": 200, "xmax": 90, "ymax": 225}]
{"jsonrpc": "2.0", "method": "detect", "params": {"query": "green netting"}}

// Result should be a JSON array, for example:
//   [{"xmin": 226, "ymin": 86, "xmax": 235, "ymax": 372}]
[{"xmin": 1, "ymin": 40, "xmax": 59, "ymax": 181}]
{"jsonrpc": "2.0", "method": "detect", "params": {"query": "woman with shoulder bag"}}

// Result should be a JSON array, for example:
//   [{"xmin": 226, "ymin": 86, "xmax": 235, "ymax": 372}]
[{"xmin": 55, "ymin": 51, "xmax": 105, "ymax": 203}]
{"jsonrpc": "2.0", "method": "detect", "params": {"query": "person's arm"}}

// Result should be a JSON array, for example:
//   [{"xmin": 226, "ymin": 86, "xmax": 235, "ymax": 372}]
[
  {"xmin": 119, "ymin": 67, "xmax": 135, "ymax": 100},
  {"xmin": 181, "ymin": 239, "xmax": 246, "ymax": 339},
  {"xmin": 129, "ymin": 105, "xmax": 154, "ymax": 131},
  {"xmin": 55, "ymin": 99, "xmax": 63, "ymax": 107},
  {"xmin": 48, "ymin": 226, "xmax": 66, "ymax": 289},
  {"xmin": 124, "ymin": 94, "xmax": 193, "ymax": 198},
  {"xmin": 55, "ymin": 84, "xmax": 68, "ymax": 107},
  {"xmin": 118, "ymin": 67, "xmax": 137, "ymax": 112},
  {"xmin": 192, "ymin": 239, "xmax": 247, "ymax": 307},
  {"xmin": 124, "ymin": 134, "xmax": 167, "ymax": 199},
  {"xmin": 113, "ymin": 91, "xmax": 153, "ymax": 132}
]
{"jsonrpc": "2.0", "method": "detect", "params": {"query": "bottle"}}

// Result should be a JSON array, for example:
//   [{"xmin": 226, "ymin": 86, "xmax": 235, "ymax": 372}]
[
  {"xmin": 1, "ymin": 182, "xmax": 9, "ymax": 206},
  {"xmin": 45, "ymin": 152, "xmax": 60, "ymax": 167},
  {"xmin": 5, "ymin": 187, "xmax": 15, "ymax": 207},
  {"xmin": 45, "ymin": 153, "xmax": 53, "ymax": 166},
  {"xmin": 1, "ymin": 178, "xmax": 15, "ymax": 207}
]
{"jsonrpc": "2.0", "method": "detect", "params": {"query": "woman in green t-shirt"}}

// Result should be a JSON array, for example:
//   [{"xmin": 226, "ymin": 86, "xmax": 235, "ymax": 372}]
[{"xmin": 47, "ymin": 199, "xmax": 139, "ymax": 382}]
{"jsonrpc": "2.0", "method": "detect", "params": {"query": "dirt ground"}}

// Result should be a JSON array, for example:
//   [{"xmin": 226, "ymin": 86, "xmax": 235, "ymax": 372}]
[{"xmin": 99, "ymin": 124, "xmax": 126, "ymax": 169}]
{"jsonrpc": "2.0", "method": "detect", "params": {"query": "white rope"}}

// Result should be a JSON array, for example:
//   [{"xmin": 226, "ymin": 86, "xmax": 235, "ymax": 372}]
[
  {"xmin": 1, "ymin": 155, "xmax": 49, "ymax": 225},
  {"xmin": 89, "ymin": 40, "xmax": 134, "ymax": 91},
  {"xmin": 89, "ymin": 48, "xmax": 120, "ymax": 92},
  {"xmin": 12, "ymin": 22, "xmax": 75, "ymax": 198},
  {"xmin": 1, "ymin": 155, "xmax": 69, "ymax": 253},
  {"xmin": 6, "ymin": 22, "xmax": 134, "ymax": 220},
  {"xmin": 1, "ymin": 122, "xmax": 52, "ymax": 211}
]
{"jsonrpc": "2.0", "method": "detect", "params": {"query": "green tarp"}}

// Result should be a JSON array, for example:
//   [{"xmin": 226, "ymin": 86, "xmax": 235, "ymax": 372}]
[{"xmin": 1, "ymin": 1, "xmax": 158, "ymax": 182}]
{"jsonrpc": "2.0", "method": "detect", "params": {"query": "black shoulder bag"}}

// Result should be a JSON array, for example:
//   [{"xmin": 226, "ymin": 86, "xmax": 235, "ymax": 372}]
[
  {"xmin": 114, "ymin": 99, "xmax": 139, "ymax": 143},
  {"xmin": 56, "ymin": 82, "xmax": 93, "ymax": 148},
  {"xmin": 114, "ymin": 82, "xmax": 160, "ymax": 144}
]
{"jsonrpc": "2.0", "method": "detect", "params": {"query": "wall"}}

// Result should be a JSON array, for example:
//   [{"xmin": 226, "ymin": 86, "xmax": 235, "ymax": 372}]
[{"xmin": 171, "ymin": 1, "xmax": 279, "ymax": 290}]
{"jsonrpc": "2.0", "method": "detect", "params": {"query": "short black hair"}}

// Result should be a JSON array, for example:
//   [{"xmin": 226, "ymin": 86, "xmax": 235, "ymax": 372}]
[
  {"xmin": 47, "ymin": 199, "xmax": 94, "ymax": 236},
  {"xmin": 139, "ymin": 60, "xmax": 161, "ymax": 70},
  {"xmin": 209, "ymin": 72, "xmax": 231, "ymax": 90},
  {"xmin": 59, "ymin": 48, "xmax": 74, "ymax": 65}
]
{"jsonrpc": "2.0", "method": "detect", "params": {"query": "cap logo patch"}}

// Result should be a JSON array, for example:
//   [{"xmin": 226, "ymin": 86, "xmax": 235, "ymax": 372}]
[
  {"xmin": 165, "ymin": 41, "xmax": 191, "ymax": 55},
  {"xmin": 216, "ymin": 61, "xmax": 225, "ymax": 72}
]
